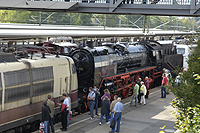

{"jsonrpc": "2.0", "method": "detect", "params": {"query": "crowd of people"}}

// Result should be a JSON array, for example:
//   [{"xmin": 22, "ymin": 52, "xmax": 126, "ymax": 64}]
[
  {"xmin": 87, "ymin": 84, "xmax": 124, "ymax": 133},
  {"xmin": 129, "ymin": 76, "xmax": 150, "ymax": 106},
  {"xmin": 41, "ymin": 92, "xmax": 71, "ymax": 133},
  {"xmin": 40, "ymin": 69, "xmax": 173, "ymax": 133},
  {"xmin": 87, "ymin": 76, "xmax": 151, "ymax": 133}
]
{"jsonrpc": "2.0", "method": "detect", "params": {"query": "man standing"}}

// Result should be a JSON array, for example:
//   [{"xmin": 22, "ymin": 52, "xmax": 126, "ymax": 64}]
[
  {"xmin": 130, "ymin": 81, "xmax": 139, "ymax": 106},
  {"xmin": 88, "ymin": 87, "xmax": 95, "ymax": 120},
  {"xmin": 41, "ymin": 100, "xmax": 51, "ymax": 133},
  {"xmin": 144, "ymin": 76, "xmax": 149, "ymax": 99},
  {"xmin": 66, "ymin": 92, "xmax": 71, "ymax": 127},
  {"xmin": 110, "ymin": 95, "xmax": 118, "ymax": 124},
  {"xmin": 60, "ymin": 93, "xmax": 70, "ymax": 131},
  {"xmin": 110, "ymin": 97, "xmax": 123, "ymax": 133},
  {"xmin": 137, "ymin": 78, "xmax": 142, "ymax": 103},
  {"xmin": 164, "ymin": 69, "xmax": 171, "ymax": 94},
  {"xmin": 47, "ymin": 95, "xmax": 55, "ymax": 133},
  {"xmin": 161, "ymin": 73, "xmax": 168, "ymax": 98},
  {"xmin": 93, "ymin": 84, "xmax": 100, "ymax": 116}
]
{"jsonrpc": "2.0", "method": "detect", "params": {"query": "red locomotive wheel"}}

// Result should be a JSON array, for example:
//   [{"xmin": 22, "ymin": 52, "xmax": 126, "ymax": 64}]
[{"xmin": 122, "ymin": 87, "xmax": 130, "ymax": 98}]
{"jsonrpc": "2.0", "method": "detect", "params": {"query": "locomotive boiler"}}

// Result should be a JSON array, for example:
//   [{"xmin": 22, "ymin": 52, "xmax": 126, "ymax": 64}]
[
  {"xmin": 69, "ymin": 40, "xmax": 182, "ymax": 112},
  {"xmin": 0, "ymin": 53, "xmax": 78, "ymax": 132},
  {"xmin": 70, "ymin": 42, "xmax": 148, "ymax": 93}
]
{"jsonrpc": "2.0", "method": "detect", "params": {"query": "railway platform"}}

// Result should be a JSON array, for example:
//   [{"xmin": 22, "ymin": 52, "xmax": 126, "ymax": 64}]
[{"xmin": 33, "ymin": 86, "xmax": 176, "ymax": 133}]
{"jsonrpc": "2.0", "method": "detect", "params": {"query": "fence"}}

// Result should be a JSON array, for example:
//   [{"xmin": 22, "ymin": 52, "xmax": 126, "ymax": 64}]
[{"xmin": 27, "ymin": 0, "xmax": 200, "ymax": 5}]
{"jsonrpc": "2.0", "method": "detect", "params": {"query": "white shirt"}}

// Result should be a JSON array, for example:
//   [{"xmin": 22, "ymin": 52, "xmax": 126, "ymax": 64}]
[
  {"xmin": 67, "ymin": 96, "xmax": 71, "ymax": 111},
  {"xmin": 63, "ymin": 97, "xmax": 70, "ymax": 111},
  {"xmin": 88, "ymin": 91, "xmax": 95, "ymax": 101}
]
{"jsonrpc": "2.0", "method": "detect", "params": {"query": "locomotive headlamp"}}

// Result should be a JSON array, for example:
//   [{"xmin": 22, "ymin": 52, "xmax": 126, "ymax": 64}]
[{"xmin": 104, "ymin": 82, "xmax": 113, "ymax": 86}]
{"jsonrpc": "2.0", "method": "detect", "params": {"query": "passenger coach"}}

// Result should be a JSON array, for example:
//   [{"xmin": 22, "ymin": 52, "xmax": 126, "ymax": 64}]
[{"xmin": 0, "ymin": 53, "xmax": 78, "ymax": 132}]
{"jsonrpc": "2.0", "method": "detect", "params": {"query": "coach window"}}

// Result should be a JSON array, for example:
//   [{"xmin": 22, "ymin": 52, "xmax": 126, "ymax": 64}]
[{"xmin": 64, "ymin": 47, "xmax": 68, "ymax": 53}]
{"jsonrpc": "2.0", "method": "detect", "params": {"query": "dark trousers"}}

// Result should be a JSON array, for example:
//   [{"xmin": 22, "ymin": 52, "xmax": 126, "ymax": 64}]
[
  {"xmin": 145, "ymin": 90, "xmax": 149, "ymax": 99},
  {"xmin": 95, "ymin": 98, "xmax": 98, "ymax": 114},
  {"xmin": 161, "ymin": 85, "xmax": 166, "ymax": 98},
  {"xmin": 138, "ymin": 93, "xmax": 141, "ymax": 103},
  {"xmin": 44, "ymin": 121, "xmax": 50, "ymax": 133},
  {"xmin": 100, "ymin": 114, "xmax": 108, "ymax": 123},
  {"xmin": 89, "ymin": 101, "xmax": 95, "ymax": 118},
  {"xmin": 49, "ymin": 118, "xmax": 55, "ymax": 132},
  {"xmin": 61, "ymin": 111, "xmax": 69, "ymax": 130},
  {"xmin": 111, "ymin": 112, "xmax": 121, "ymax": 132}
]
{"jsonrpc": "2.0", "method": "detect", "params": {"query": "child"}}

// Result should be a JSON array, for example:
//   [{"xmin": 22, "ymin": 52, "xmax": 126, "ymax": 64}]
[{"xmin": 39, "ymin": 122, "xmax": 44, "ymax": 133}]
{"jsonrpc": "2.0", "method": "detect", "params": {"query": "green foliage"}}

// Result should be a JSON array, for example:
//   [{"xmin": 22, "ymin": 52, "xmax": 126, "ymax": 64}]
[
  {"xmin": 172, "ymin": 100, "xmax": 200, "ymax": 133},
  {"xmin": 169, "ymin": 40, "xmax": 200, "ymax": 132},
  {"xmin": 0, "ymin": 10, "xmax": 38, "ymax": 23},
  {"xmin": 181, "ymin": 18, "xmax": 194, "ymax": 30},
  {"xmin": 105, "ymin": 14, "xmax": 119, "ymax": 27},
  {"xmin": 72, "ymin": 13, "xmax": 93, "ymax": 26},
  {"xmin": 0, "ymin": 10, "xmax": 196, "ymax": 30}
]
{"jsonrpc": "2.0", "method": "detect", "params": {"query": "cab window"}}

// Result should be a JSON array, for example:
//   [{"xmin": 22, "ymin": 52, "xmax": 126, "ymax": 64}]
[{"xmin": 177, "ymin": 48, "xmax": 185, "ymax": 54}]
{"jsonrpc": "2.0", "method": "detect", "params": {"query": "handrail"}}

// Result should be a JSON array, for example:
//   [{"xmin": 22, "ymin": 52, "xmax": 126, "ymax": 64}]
[{"xmin": 27, "ymin": 0, "xmax": 199, "ymax": 5}]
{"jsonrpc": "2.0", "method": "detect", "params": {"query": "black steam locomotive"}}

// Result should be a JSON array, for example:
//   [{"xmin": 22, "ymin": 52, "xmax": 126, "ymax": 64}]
[{"xmin": 69, "ymin": 40, "xmax": 183, "ymax": 112}]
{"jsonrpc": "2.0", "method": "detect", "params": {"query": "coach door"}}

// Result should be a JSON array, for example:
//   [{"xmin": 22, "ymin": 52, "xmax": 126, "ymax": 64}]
[{"xmin": 59, "ymin": 65, "xmax": 70, "ymax": 95}]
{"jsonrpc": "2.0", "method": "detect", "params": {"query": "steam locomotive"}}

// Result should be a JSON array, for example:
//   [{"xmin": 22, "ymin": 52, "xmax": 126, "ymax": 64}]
[
  {"xmin": 69, "ymin": 40, "xmax": 183, "ymax": 112},
  {"xmin": 0, "ymin": 39, "xmax": 183, "ymax": 132}
]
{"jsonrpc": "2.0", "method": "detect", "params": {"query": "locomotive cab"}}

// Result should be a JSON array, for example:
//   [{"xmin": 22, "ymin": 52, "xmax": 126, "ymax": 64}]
[{"xmin": 144, "ymin": 41, "xmax": 163, "ymax": 72}]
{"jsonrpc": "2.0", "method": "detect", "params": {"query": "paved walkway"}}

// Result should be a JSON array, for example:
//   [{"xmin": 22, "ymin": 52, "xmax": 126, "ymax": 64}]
[{"xmin": 35, "ymin": 86, "xmax": 177, "ymax": 133}]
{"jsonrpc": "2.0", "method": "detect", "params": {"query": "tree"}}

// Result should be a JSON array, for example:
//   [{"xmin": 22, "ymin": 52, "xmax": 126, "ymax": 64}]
[
  {"xmin": 0, "ymin": 10, "xmax": 197, "ymax": 31},
  {"xmin": 170, "ymin": 39, "xmax": 200, "ymax": 132},
  {"xmin": 180, "ymin": 17, "xmax": 193, "ymax": 31},
  {"xmin": 72, "ymin": 13, "xmax": 93, "ymax": 26},
  {"xmin": 0, "ymin": 10, "xmax": 37, "ymax": 23}
]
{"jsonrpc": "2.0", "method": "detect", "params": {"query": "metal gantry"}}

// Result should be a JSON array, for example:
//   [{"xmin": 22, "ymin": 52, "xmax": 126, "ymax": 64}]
[{"xmin": 0, "ymin": 0, "xmax": 200, "ymax": 16}]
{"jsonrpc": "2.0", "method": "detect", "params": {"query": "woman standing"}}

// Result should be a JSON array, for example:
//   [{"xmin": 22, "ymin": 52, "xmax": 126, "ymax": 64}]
[
  {"xmin": 101, "ymin": 89, "xmax": 111, "ymax": 104},
  {"xmin": 99, "ymin": 96, "xmax": 110, "ymax": 125},
  {"xmin": 140, "ymin": 81, "xmax": 147, "ymax": 105}
]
